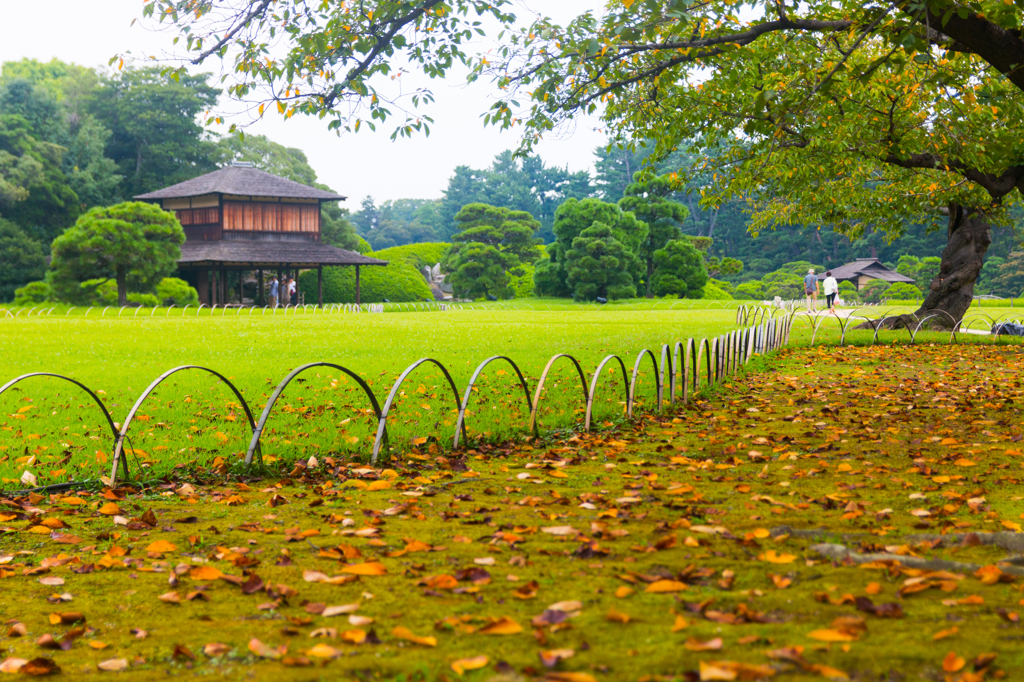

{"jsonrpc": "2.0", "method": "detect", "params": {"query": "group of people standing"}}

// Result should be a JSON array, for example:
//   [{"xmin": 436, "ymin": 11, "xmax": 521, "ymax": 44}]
[
  {"xmin": 803, "ymin": 268, "xmax": 839, "ymax": 314},
  {"xmin": 268, "ymin": 276, "xmax": 297, "ymax": 308}
]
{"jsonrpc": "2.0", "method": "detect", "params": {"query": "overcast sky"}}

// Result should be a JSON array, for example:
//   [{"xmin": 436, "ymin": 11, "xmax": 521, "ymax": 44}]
[{"xmin": 0, "ymin": 0, "xmax": 608, "ymax": 207}]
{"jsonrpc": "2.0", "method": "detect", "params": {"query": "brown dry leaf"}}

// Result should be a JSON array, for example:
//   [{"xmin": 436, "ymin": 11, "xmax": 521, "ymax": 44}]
[
  {"xmin": 38, "ymin": 577, "xmax": 64, "ymax": 587},
  {"xmin": 606, "ymin": 608, "xmax": 631, "ymax": 624},
  {"xmin": 478, "ymin": 617, "xmax": 522, "ymax": 635},
  {"xmin": 538, "ymin": 649, "xmax": 574, "ymax": 668},
  {"xmin": 172, "ymin": 644, "xmax": 195, "ymax": 661},
  {"xmin": 20, "ymin": 658, "xmax": 61, "ymax": 676},
  {"xmin": 0, "ymin": 658, "xmax": 28, "ymax": 674},
  {"xmin": 97, "ymin": 658, "xmax": 128, "ymax": 672},
  {"xmin": 158, "ymin": 591, "xmax": 181, "ymax": 604},
  {"xmin": 48, "ymin": 612, "xmax": 84, "ymax": 625},
  {"xmin": 451, "ymin": 655, "xmax": 489, "ymax": 674},
  {"xmin": 248, "ymin": 638, "xmax": 285, "ymax": 659},
  {"xmin": 685, "ymin": 637, "xmax": 724, "ymax": 651},
  {"xmin": 391, "ymin": 626, "xmax": 436, "ymax": 647},
  {"xmin": 322, "ymin": 604, "xmax": 360, "ymax": 617}
]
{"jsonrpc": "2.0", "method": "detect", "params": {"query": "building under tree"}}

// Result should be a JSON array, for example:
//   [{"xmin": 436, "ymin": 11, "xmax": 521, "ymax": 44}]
[
  {"xmin": 828, "ymin": 258, "xmax": 915, "ymax": 291},
  {"xmin": 135, "ymin": 162, "xmax": 386, "ymax": 306}
]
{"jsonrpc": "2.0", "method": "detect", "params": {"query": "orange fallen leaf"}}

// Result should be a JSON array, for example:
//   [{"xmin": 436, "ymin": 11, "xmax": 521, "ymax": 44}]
[
  {"xmin": 808, "ymin": 628, "xmax": 857, "ymax": 642},
  {"xmin": 685, "ymin": 637, "xmax": 723, "ymax": 651},
  {"xmin": 942, "ymin": 651, "xmax": 965, "ymax": 673},
  {"xmin": 342, "ymin": 562, "xmax": 387, "ymax": 576},
  {"xmin": 189, "ymin": 566, "xmax": 223, "ymax": 581},
  {"xmin": 146, "ymin": 540, "xmax": 177, "ymax": 553},
  {"xmin": 478, "ymin": 617, "xmax": 522, "ymax": 635},
  {"xmin": 762, "ymin": 550, "xmax": 796, "ymax": 564},
  {"xmin": 672, "ymin": 615, "xmax": 689, "ymax": 632}
]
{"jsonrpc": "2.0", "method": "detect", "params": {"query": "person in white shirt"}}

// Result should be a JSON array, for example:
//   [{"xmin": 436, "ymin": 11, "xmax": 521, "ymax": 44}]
[{"xmin": 822, "ymin": 270, "xmax": 839, "ymax": 314}]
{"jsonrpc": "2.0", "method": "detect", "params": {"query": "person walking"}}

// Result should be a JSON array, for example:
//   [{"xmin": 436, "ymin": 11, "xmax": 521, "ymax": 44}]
[
  {"xmin": 822, "ymin": 270, "xmax": 839, "ymax": 314},
  {"xmin": 268, "ymin": 276, "xmax": 279, "ymax": 309},
  {"xmin": 803, "ymin": 268, "xmax": 819, "ymax": 311},
  {"xmin": 289, "ymin": 277, "xmax": 297, "ymax": 305}
]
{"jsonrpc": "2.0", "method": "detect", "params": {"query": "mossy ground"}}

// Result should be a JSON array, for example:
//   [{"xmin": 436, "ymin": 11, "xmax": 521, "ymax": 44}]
[{"xmin": 3, "ymin": 342, "xmax": 1024, "ymax": 681}]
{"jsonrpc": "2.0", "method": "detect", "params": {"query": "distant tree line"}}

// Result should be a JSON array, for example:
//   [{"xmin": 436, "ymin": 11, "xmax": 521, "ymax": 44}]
[{"xmin": 0, "ymin": 58, "xmax": 363, "ymax": 303}]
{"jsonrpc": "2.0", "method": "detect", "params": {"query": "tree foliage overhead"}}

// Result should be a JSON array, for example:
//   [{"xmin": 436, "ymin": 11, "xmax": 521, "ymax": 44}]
[
  {"xmin": 0, "ymin": 217, "xmax": 46, "ymax": 303},
  {"xmin": 50, "ymin": 202, "xmax": 184, "ymax": 306},
  {"xmin": 140, "ymin": 0, "xmax": 516, "ymax": 138},
  {"xmin": 478, "ymin": 0, "xmax": 1024, "ymax": 320}
]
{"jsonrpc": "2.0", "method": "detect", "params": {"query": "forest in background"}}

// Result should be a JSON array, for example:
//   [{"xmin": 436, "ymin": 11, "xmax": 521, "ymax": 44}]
[{"xmin": 3, "ymin": 58, "xmax": 1023, "ymax": 304}]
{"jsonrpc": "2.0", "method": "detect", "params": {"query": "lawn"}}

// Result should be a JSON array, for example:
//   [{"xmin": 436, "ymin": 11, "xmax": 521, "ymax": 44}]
[
  {"xmin": 0, "ymin": 306, "xmax": 743, "ymax": 487},
  {"xmin": 2, "ymin": 342, "xmax": 1023, "ymax": 680}
]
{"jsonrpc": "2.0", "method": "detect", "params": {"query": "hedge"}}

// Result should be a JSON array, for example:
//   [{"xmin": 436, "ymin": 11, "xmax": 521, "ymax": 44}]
[{"xmin": 296, "ymin": 243, "xmax": 457, "ymax": 304}]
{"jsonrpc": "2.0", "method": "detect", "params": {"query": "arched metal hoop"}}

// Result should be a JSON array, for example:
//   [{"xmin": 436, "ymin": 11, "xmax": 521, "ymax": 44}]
[
  {"xmin": 695, "ymin": 338, "xmax": 714, "ymax": 390},
  {"xmin": 110, "ymin": 366, "xmax": 259, "ymax": 486},
  {"xmin": 0, "ymin": 372, "xmax": 125, "ymax": 480},
  {"xmin": 452, "ymin": 356, "xmax": 533, "ymax": 449},
  {"xmin": 244, "ymin": 362, "xmax": 384, "ymax": 467},
  {"xmin": 629, "ymin": 349, "xmax": 662, "ymax": 417},
  {"xmin": 528, "ymin": 354, "xmax": 589, "ymax": 436},
  {"xmin": 371, "ymin": 358, "xmax": 465, "ymax": 464},
  {"xmin": 585, "ymin": 355, "xmax": 629, "ymax": 431}
]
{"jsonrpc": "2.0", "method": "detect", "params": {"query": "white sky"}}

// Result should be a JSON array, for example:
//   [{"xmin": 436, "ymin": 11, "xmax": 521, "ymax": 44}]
[{"xmin": 0, "ymin": 0, "xmax": 609, "ymax": 206}]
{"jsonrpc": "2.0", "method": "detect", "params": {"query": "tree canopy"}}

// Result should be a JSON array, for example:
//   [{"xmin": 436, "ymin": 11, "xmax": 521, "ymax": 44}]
[{"xmin": 50, "ymin": 202, "xmax": 184, "ymax": 306}]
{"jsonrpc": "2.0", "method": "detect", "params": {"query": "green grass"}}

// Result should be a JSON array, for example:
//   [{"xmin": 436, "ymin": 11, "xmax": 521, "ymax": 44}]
[{"xmin": 0, "ymin": 306, "xmax": 742, "ymax": 488}]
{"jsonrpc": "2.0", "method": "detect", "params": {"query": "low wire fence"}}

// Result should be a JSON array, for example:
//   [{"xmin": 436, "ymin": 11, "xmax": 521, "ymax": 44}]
[
  {"xmin": 0, "ymin": 299, "xmax": 750, "ymax": 319},
  {"xmin": 736, "ymin": 304, "xmax": 1024, "ymax": 345},
  {"xmin": 0, "ymin": 317, "xmax": 792, "ymax": 491}
]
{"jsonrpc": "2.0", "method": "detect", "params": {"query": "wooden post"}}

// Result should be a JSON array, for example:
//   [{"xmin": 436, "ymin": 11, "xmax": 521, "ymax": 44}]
[
  {"xmin": 197, "ymin": 270, "xmax": 209, "ymax": 306},
  {"xmin": 221, "ymin": 268, "xmax": 227, "ymax": 305},
  {"xmin": 212, "ymin": 270, "xmax": 219, "ymax": 306},
  {"xmin": 317, "ymin": 266, "xmax": 323, "ymax": 307},
  {"xmin": 239, "ymin": 270, "xmax": 244, "ymax": 304},
  {"xmin": 257, "ymin": 269, "xmax": 264, "ymax": 306},
  {"xmin": 355, "ymin": 265, "xmax": 361, "ymax": 306}
]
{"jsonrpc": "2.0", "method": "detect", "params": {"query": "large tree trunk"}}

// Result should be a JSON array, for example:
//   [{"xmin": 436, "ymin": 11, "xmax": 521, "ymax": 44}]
[
  {"xmin": 914, "ymin": 204, "xmax": 991, "ymax": 324},
  {"xmin": 116, "ymin": 265, "xmax": 128, "ymax": 307},
  {"xmin": 861, "ymin": 204, "xmax": 990, "ymax": 330}
]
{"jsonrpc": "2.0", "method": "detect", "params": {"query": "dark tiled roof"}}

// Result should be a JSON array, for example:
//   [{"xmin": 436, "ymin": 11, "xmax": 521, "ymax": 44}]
[
  {"xmin": 829, "ymin": 258, "xmax": 915, "ymax": 284},
  {"xmin": 177, "ymin": 241, "xmax": 387, "ymax": 268},
  {"xmin": 135, "ymin": 166, "xmax": 345, "ymax": 201}
]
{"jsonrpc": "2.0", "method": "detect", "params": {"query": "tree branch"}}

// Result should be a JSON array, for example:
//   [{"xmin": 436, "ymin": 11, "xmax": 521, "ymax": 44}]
[{"xmin": 190, "ymin": 0, "xmax": 275, "ymax": 65}]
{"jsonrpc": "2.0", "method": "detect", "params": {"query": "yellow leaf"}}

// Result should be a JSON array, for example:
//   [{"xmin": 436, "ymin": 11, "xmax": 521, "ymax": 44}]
[
  {"xmin": 672, "ymin": 615, "xmax": 689, "ymax": 632},
  {"xmin": 391, "ymin": 626, "xmax": 436, "ymax": 647},
  {"xmin": 342, "ymin": 562, "xmax": 387, "ymax": 576},
  {"xmin": 451, "ymin": 655, "xmax": 489, "ymax": 675},
  {"xmin": 807, "ymin": 628, "xmax": 857, "ymax": 642},
  {"xmin": 366, "ymin": 480, "xmax": 391, "ymax": 491},
  {"xmin": 646, "ymin": 579, "xmax": 689, "ymax": 593},
  {"xmin": 146, "ymin": 540, "xmax": 177, "ymax": 553},
  {"xmin": 762, "ymin": 550, "xmax": 797, "ymax": 564}
]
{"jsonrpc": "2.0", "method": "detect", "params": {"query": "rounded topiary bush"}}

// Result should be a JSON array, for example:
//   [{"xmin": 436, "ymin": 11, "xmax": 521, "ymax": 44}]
[{"xmin": 298, "ymin": 261, "xmax": 433, "ymax": 303}]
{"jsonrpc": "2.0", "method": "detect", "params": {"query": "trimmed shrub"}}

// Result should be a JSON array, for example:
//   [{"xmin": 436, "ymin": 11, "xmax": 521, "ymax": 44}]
[
  {"xmin": 298, "ymin": 261, "xmax": 433, "ymax": 304},
  {"xmin": 699, "ymin": 280, "xmax": 733, "ymax": 300},
  {"xmin": 374, "ymin": 242, "xmax": 450, "ymax": 272},
  {"xmin": 13, "ymin": 281, "xmax": 50, "ymax": 306},
  {"xmin": 509, "ymin": 262, "xmax": 536, "ymax": 298}
]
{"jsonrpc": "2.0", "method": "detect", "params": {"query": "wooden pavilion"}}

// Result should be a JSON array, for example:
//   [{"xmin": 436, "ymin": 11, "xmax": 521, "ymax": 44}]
[
  {"xmin": 135, "ymin": 162, "xmax": 386, "ymax": 306},
  {"xmin": 828, "ymin": 258, "xmax": 915, "ymax": 291}
]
